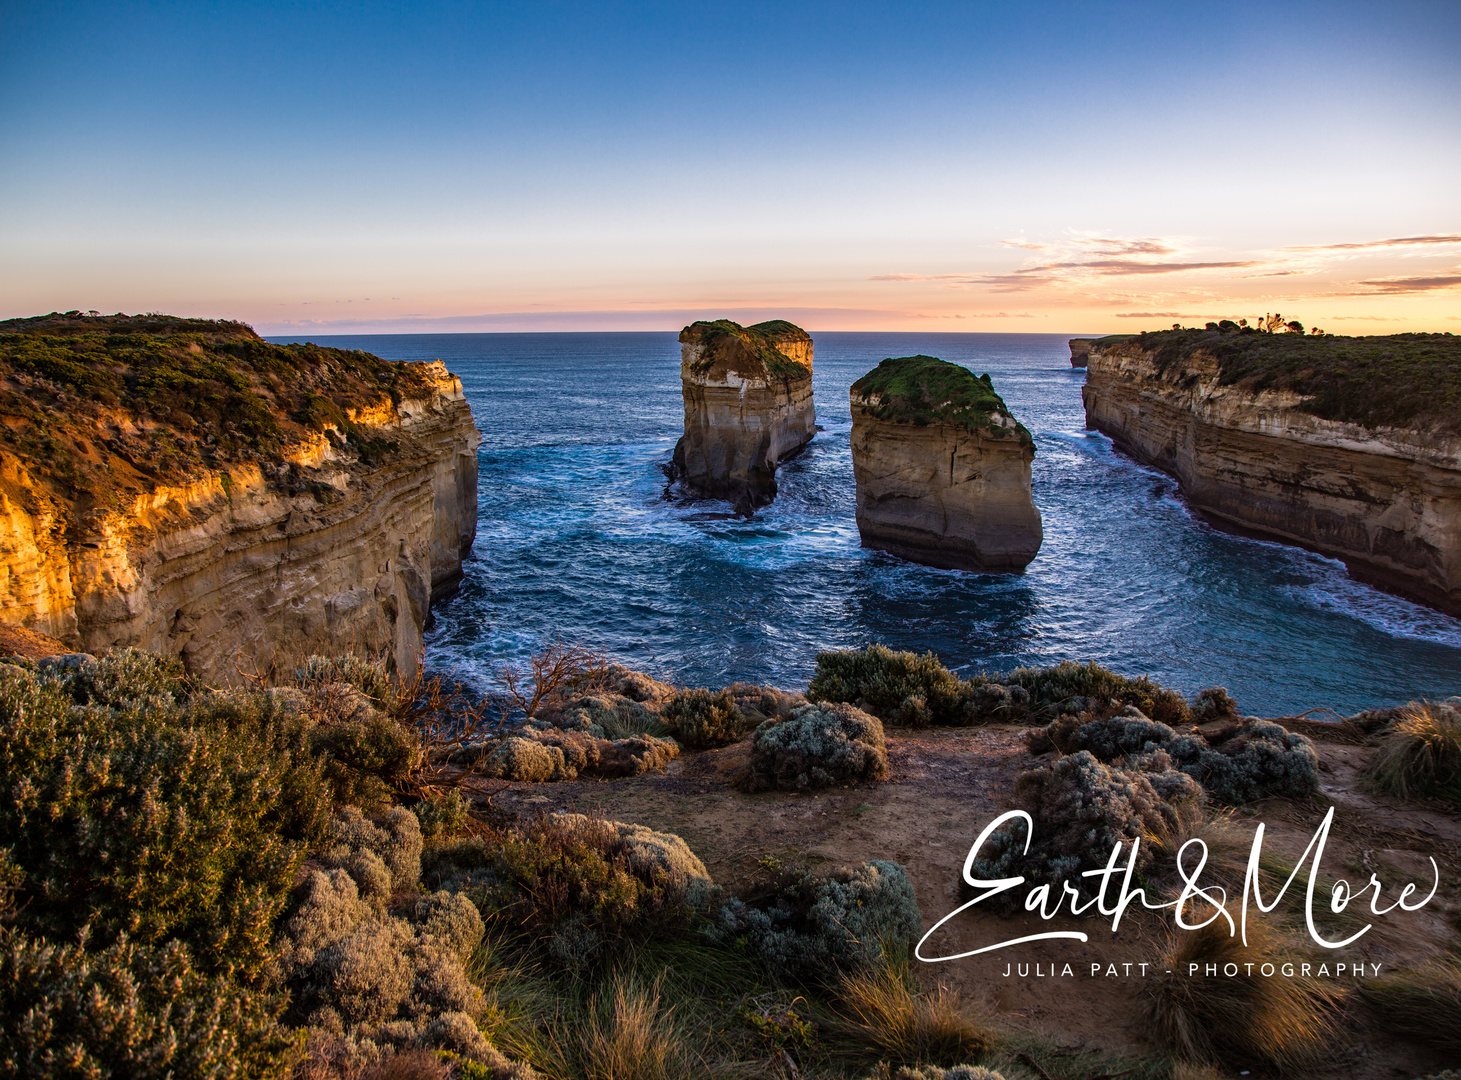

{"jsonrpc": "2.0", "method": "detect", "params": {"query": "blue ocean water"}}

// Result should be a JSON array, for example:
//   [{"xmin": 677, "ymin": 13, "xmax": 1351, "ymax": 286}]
[{"xmin": 271, "ymin": 331, "xmax": 1461, "ymax": 715}]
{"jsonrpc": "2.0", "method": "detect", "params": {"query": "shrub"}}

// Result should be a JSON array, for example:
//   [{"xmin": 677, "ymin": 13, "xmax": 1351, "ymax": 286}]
[
  {"xmin": 1358, "ymin": 959, "xmax": 1461, "ymax": 1059},
  {"xmin": 970, "ymin": 752, "xmax": 1192, "ymax": 896},
  {"xmin": 467, "ymin": 729, "xmax": 679, "ymax": 782},
  {"xmin": 1047, "ymin": 709, "xmax": 1319, "ymax": 805},
  {"xmin": 1190, "ymin": 686, "xmax": 1240, "ymax": 723},
  {"xmin": 556, "ymin": 692, "xmax": 667, "ymax": 740},
  {"xmin": 1146, "ymin": 920, "xmax": 1344, "ymax": 1070},
  {"xmin": 709, "ymin": 861, "xmax": 921, "ymax": 981},
  {"xmin": 809, "ymin": 645, "xmax": 973, "ymax": 727},
  {"xmin": 293, "ymin": 653, "xmax": 393, "ymax": 709},
  {"xmin": 661, "ymin": 687, "xmax": 745, "ymax": 748},
  {"xmin": 415, "ymin": 790, "xmax": 472, "ymax": 840},
  {"xmin": 432, "ymin": 815, "xmax": 711, "ymax": 967},
  {"xmin": 1002, "ymin": 660, "xmax": 1189, "ymax": 726},
  {"xmin": 739, "ymin": 703, "xmax": 888, "ymax": 792},
  {"xmin": 44, "ymin": 647, "xmax": 189, "ymax": 715},
  {"xmin": 0, "ymin": 930, "xmax": 297, "ymax": 1080},
  {"xmin": 0, "ymin": 667, "xmax": 318, "ymax": 981},
  {"xmin": 1366, "ymin": 700, "xmax": 1461, "ymax": 806}
]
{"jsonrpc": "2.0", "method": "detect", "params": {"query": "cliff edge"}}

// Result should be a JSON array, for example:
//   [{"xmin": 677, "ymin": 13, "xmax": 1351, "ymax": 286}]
[
  {"xmin": 1082, "ymin": 327, "xmax": 1461, "ymax": 614},
  {"xmin": 0, "ymin": 312, "xmax": 480, "ymax": 678},
  {"xmin": 850, "ymin": 355, "xmax": 1042, "ymax": 571},
  {"xmin": 670, "ymin": 318, "xmax": 815, "ymax": 515}
]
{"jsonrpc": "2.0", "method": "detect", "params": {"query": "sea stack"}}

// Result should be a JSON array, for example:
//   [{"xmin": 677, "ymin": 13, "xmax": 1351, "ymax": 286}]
[
  {"xmin": 850, "ymin": 355, "xmax": 1042, "ymax": 571},
  {"xmin": 671, "ymin": 318, "xmax": 815, "ymax": 514},
  {"xmin": 1068, "ymin": 339, "xmax": 1093, "ymax": 367}
]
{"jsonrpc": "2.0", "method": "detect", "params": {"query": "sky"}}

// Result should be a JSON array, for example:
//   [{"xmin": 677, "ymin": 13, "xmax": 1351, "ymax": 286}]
[{"xmin": 2, "ymin": 1, "xmax": 1459, "ymax": 334}]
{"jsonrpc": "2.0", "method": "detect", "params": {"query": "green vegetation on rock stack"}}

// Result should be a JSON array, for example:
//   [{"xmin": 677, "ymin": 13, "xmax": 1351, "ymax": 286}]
[
  {"xmin": 679, "ymin": 318, "xmax": 811, "ymax": 380},
  {"xmin": 850, "ymin": 355, "xmax": 1033, "ymax": 445},
  {"xmin": 1130, "ymin": 328, "xmax": 1461, "ymax": 434},
  {"xmin": 0, "ymin": 311, "xmax": 435, "ymax": 505}
]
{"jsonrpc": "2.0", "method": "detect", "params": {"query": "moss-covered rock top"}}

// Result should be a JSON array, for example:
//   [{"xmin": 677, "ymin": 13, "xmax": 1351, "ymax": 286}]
[
  {"xmin": 0, "ymin": 311, "xmax": 440, "ymax": 505},
  {"xmin": 850, "ymin": 355, "xmax": 1033, "ymax": 445},
  {"xmin": 1103, "ymin": 328, "xmax": 1461, "ymax": 436},
  {"xmin": 678, "ymin": 318, "xmax": 812, "ymax": 381}
]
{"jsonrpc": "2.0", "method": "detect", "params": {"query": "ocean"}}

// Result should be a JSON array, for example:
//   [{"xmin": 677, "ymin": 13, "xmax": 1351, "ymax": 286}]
[{"xmin": 268, "ymin": 331, "xmax": 1461, "ymax": 716}]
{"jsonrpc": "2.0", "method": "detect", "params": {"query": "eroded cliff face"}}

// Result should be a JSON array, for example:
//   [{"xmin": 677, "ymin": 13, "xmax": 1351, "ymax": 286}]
[
  {"xmin": 1068, "ymin": 339, "xmax": 1093, "ymax": 367},
  {"xmin": 1082, "ymin": 339, "xmax": 1461, "ymax": 614},
  {"xmin": 670, "ymin": 319, "xmax": 815, "ymax": 514},
  {"xmin": 849, "ymin": 356, "xmax": 1042, "ymax": 571},
  {"xmin": 0, "ymin": 315, "xmax": 479, "ymax": 679}
]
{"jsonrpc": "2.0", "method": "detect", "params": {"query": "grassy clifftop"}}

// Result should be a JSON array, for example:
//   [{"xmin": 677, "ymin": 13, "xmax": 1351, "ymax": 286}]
[
  {"xmin": 1106, "ymin": 328, "xmax": 1461, "ymax": 435},
  {"xmin": 0, "ymin": 312, "xmax": 437, "ymax": 504},
  {"xmin": 851, "ymin": 355, "xmax": 1033, "ymax": 446},
  {"xmin": 679, "ymin": 318, "xmax": 812, "ymax": 380}
]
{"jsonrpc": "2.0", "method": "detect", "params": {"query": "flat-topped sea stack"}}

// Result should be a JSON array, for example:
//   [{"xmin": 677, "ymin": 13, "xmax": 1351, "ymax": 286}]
[
  {"xmin": 0, "ymin": 312, "xmax": 480, "ymax": 679},
  {"xmin": 850, "ymin": 355, "xmax": 1042, "ymax": 570},
  {"xmin": 671, "ymin": 318, "xmax": 815, "ymax": 514},
  {"xmin": 1082, "ymin": 327, "xmax": 1461, "ymax": 614},
  {"xmin": 1068, "ymin": 339, "xmax": 1093, "ymax": 367}
]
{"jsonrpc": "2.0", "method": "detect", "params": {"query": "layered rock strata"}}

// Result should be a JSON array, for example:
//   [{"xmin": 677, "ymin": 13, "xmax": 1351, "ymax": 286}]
[
  {"xmin": 1081, "ymin": 330, "xmax": 1461, "ymax": 615},
  {"xmin": 0, "ymin": 314, "xmax": 480, "ymax": 678},
  {"xmin": 671, "ymin": 319, "xmax": 814, "ymax": 514},
  {"xmin": 1068, "ymin": 339, "xmax": 1093, "ymax": 367},
  {"xmin": 850, "ymin": 355, "xmax": 1042, "ymax": 570}
]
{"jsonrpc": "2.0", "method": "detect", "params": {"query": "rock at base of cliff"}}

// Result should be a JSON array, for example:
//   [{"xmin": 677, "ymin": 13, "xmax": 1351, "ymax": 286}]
[{"xmin": 849, "ymin": 356, "xmax": 1042, "ymax": 572}]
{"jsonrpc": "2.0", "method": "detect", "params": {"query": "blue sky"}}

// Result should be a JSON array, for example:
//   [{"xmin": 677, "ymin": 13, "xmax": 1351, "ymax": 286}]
[{"xmin": 3, "ymin": 1, "xmax": 1459, "ymax": 331}]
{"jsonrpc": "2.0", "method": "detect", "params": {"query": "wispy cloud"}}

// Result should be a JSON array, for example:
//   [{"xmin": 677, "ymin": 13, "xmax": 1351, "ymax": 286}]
[
  {"xmin": 999, "ymin": 239, "xmax": 1047, "ymax": 251},
  {"xmin": 1287, "ymin": 234, "xmax": 1461, "ymax": 251},
  {"xmin": 1353, "ymin": 274, "xmax": 1461, "ymax": 294},
  {"xmin": 1115, "ymin": 311, "xmax": 1206, "ymax": 318},
  {"xmin": 1075, "ymin": 237, "xmax": 1178, "ymax": 256}
]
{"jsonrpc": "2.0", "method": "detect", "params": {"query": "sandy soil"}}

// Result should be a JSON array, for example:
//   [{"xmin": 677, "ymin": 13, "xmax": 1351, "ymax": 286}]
[{"xmin": 463, "ymin": 723, "xmax": 1461, "ymax": 1080}]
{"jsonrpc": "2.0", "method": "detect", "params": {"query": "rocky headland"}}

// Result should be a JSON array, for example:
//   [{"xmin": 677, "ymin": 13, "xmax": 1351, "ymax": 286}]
[
  {"xmin": 849, "ymin": 355, "xmax": 1042, "ymax": 571},
  {"xmin": 0, "ymin": 312, "xmax": 480, "ymax": 679},
  {"xmin": 1081, "ymin": 327, "xmax": 1461, "ymax": 615},
  {"xmin": 669, "ymin": 318, "xmax": 815, "ymax": 514}
]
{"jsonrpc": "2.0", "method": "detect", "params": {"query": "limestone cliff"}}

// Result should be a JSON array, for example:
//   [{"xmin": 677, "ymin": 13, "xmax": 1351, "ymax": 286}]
[
  {"xmin": 850, "ymin": 356, "xmax": 1042, "ymax": 571},
  {"xmin": 670, "ymin": 319, "xmax": 815, "ymax": 514},
  {"xmin": 1069, "ymin": 339, "xmax": 1093, "ymax": 367},
  {"xmin": 1081, "ymin": 328, "xmax": 1461, "ymax": 614},
  {"xmin": 0, "ymin": 313, "xmax": 480, "ymax": 679}
]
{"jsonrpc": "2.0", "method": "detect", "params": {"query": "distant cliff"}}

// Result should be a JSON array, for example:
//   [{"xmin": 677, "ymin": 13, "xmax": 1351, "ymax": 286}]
[
  {"xmin": 1082, "ymin": 328, "xmax": 1461, "ymax": 614},
  {"xmin": 0, "ymin": 313, "xmax": 480, "ymax": 678},
  {"xmin": 670, "ymin": 319, "xmax": 815, "ymax": 515},
  {"xmin": 850, "ymin": 355, "xmax": 1042, "ymax": 571}
]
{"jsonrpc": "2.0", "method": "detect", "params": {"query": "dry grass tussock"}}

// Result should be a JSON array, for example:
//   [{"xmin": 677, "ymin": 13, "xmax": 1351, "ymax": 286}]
[
  {"xmin": 1366, "ymin": 700, "xmax": 1461, "ymax": 806},
  {"xmin": 1358, "ymin": 958, "xmax": 1461, "ymax": 1059},
  {"xmin": 821, "ymin": 963, "xmax": 995, "ymax": 1070},
  {"xmin": 1146, "ymin": 917, "xmax": 1346, "ymax": 1071}
]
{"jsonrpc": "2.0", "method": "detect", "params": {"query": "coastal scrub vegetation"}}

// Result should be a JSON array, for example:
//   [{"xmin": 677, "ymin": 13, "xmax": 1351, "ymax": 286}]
[
  {"xmin": 1108, "ymin": 327, "xmax": 1461, "ymax": 435},
  {"xmin": 678, "ymin": 318, "xmax": 812, "ymax": 381},
  {"xmin": 0, "ymin": 312, "xmax": 438, "ymax": 506},
  {"xmin": 1364, "ymin": 698, "xmax": 1461, "ymax": 807},
  {"xmin": 850, "ymin": 356, "xmax": 1033, "ymax": 446}
]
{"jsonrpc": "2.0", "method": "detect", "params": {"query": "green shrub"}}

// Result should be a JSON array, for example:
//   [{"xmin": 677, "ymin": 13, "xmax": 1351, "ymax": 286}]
[
  {"xmin": 293, "ymin": 654, "xmax": 393, "ymax": 708},
  {"xmin": 1366, "ymin": 700, "xmax": 1461, "ymax": 806},
  {"xmin": 416, "ymin": 790, "xmax": 472, "ymax": 840},
  {"xmin": 1189, "ymin": 686, "xmax": 1240, "ymax": 723},
  {"xmin": 662, "ymin": 687, "xmax": 745, "ymax": 748},
  {"xmin": 739, "ymin": 703, "xmax": 888, "ymax": 792},
  {"xmin": 0, "ymin": 668, "xmax": 318, "ymax": 982},
  {"xmin": 1002, "ymin": 660, "xmax": 1189, "ymax": 726},
  {"xmin": 709, "ymin": 861, "xmax": 921, "ymax": 982},
  {"xmin": 809, "ymin": 645, "xmax": 972, "ymax": 727},
  {"xmin": 0, "ymin": 930, "xmax": 298, "ymax": 1080},
  {"xmin": 427, "ymin": 815, "xmax": 711, "ymax": 968}
]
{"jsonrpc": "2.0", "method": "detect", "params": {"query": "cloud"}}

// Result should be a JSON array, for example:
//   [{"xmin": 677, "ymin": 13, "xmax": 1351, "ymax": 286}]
[
  {"xmin": 1353, "ymin": 274, "xmax": 1461, "ymax": 294},
  {"xmin": 1287, "ymin": 234, "xmax": 1461, "ymax": 251},
  {"xmin": 1075, "ymin": 237, "xmax": 1178, "ymax": 256},
  {"xmin": 1114, "ymin": 312, "xmax": 1205, "ymax": 318},
  {"xmin": 1074, "ymin": 259, "xmax": 1262, "ymax": 275},
  {"xmin": 999, "ymin": 239, "xmax": 1048, "ymax": 251},
  {"xmin": 868, "ymin": 273, "xmax": 966, "ymax": 281}
]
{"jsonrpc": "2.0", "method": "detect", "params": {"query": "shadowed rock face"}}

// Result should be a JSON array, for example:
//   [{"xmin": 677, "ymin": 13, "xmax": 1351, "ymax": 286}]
[
  {"xmin": 1083, "ymin": 336, "xmax": 1461, "ymax": 615},
  {"xmin": 670, "ymin": 319, "xmax": 814, "ymax": 515},
  {"xmin": 0, "ymin": 316, "xmax": 479, "ymax": 679},
  {"xmin": 1068, "ymin": 339, "xmax": 1093, "ymax": 367},
  {"xmin": 849, "ymin": 356, "xmax": 1042, "ymax": 571}
]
